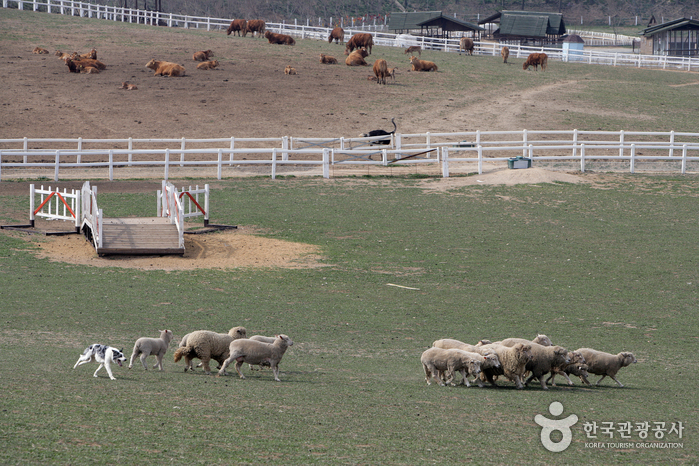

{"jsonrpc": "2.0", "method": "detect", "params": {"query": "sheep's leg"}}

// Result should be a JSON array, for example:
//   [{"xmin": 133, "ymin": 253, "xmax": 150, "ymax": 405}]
[
  {"xmin": 561, "ymin": 372, "xmax": 574, "ymax": 386},
  {"xmin": 546, "ymin": 373, "xmax": 556, "ymax": 386},
  {"xmin": 218, "ymin": 357, "xmax": 233, "ymax": 376},
  {"xmin": 513, "ymin": 374, "xmax": 524, "ymax": 389},
  {"xmin": 154, "ymin": 355, "xmax": 163, "ymax": 371},
  {"xmin": 460, "ymin": 369, "xmax": 470, "ymax": 387},
  {"xmin": 234, "ymin": 360, "xmax": 246, "ymax": 379},
  {"xmin": 610, "ymin": 375, "xmax": 624, "ymax": 387},
  {"xmin": 271, "ymin": 363, "xmax": 281, "ymax": 382},
  {"xmin": 140, "ymin": 354, "xmax": 149, "ymax": 370},
  {"xmin": 201, "ymin": 359, "xmax": 213, "ymax": 375},
  {"xmin": 579, "ymin": 374, "xmax": 592, "ymax": 386},
  {"xmin": 128, "ymin": 351, "xmax": 138, "ymax": 369},
  {"xmin": 423, "ymin": 364, "xmax": 432, "ymax": 385},
  {"xmin": 595, "ymin": 375, "xmax": 607, "ymax": 386},
  {"xmin": 443, "ymin": 369, "xmax": 454, "ymax": 387}
]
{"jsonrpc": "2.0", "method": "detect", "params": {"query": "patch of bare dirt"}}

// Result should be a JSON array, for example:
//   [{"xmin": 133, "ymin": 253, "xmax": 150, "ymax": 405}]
[
  {"xmin": 418, "ymin": 167, "xmax": 587, "ymax": 191},
  {"xmin": 26, "ymin": 226, "xmax": 327, "ymax": 271}
]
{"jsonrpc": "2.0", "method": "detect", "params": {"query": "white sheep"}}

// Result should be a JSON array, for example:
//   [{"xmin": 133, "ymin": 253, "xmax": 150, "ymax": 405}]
[
  {"xmin": 420, "ymin": 347, "xmax": 482, "ymax": 387},
  {"xmin": 247, "ymin": 335, "xmax": 276, "ymax": 370},
  {"xmin": 500, "ymin": 340, "xmax": 569, "ymax": 390},
  {"xmin": 576, "ymin": 348, "xmax": 637, "ymax": 387},
  {"xmin": 218, "ymin": 334, "xmax": 294, "ymax": 381},
  {"xmin": 496, "ymin": 335, "xmax": 553, "ymax": 347},
  {"xmin": 432, "ymin": 338, "xmax": 501, "ymax": 385},
  {"xmin": 173, "ymin": 326, "xmax": 247, "ymax": 374},
  {"xmin": 129, "ymin": 329, "xmax": 173, "ymax": 371},
  {"xmin": 478, "ymin": 343, "xmax": 533, "ymax": 389}
]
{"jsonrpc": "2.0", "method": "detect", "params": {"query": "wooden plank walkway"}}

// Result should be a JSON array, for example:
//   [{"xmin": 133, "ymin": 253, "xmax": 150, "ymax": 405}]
[{"xmin": 96, "ymin": 217, "xmax": 184, "ymax": 255}]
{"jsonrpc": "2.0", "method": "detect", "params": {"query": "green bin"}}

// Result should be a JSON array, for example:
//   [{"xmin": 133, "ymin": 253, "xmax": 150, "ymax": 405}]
[{"xmin": 508, "ymin": 156, "xmax": 532, "ymax": 169}]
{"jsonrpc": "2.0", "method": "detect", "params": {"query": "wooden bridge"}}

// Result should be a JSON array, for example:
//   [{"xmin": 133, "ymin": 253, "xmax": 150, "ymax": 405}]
[{"xmin": 96, "ymin": 217, "xmax": 183, "ymax": 255}]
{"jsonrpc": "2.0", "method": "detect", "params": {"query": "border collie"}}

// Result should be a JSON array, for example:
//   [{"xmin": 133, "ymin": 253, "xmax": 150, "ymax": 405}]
[{"xmin": 73, "ymin": 344, "xmax": 126, "ymax": 380}]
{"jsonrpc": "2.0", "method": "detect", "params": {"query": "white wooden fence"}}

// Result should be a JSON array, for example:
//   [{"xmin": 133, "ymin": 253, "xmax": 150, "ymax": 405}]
[
  {"xmin": 80, "ymin": 180, "xmax": 103, "ymax": 248},
  {"xmin": 30, "ymin": 183, "xmax": 80, "ymax": 229},
  {"xmin": 3, "ymin": 0, "xmax": 698, "ymax": 71},
  {"xmin": 3, "ymin": 130, "xmax": 699, "ymax": 180},
  {"xmin": 158, "ymin": 181, "xmax": 184, "ymax": 249}
]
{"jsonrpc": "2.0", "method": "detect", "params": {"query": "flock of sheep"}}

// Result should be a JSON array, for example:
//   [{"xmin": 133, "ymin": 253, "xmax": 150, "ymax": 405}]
[
  {"xmin": 126, "ymin": 327, "xmax": 636, "ymax": 389},
  {"xmin": 130, "ymin": 327, "xmax": 293, "ymax": 381},
  {"xmin": 423, "ymin": 334, "xmax": 637, "ymax": 389}
]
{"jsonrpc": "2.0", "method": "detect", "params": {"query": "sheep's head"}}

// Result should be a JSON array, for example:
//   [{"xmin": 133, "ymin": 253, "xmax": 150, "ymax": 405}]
[
  {"xmin": 229, "ymin": 326, "xmax": 247, "ymax": 339},
  {"xmin": 468, "ymin": 360, "xmax": 481, "ymax": 376},
  {"xmin": 517, "ymin": 344, "xmax": 534, "ymax": 362},
  {"xmin": 620, "ymin": 352, "xmax": 637, "ymax": 366},
  {"xmin": 484, "ymin": 353, "xmax": 500, "ymax": 369},
  {"xmin": 533, "ymin": 334, "xmax": 552, "ymax": 346}
]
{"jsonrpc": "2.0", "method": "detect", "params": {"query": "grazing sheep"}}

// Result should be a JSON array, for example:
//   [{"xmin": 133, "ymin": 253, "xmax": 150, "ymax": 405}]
[
  {"xmin": 421, "ymin": 347, "xmax": 482, "ymax": 387},
  {"xmin": 576, "ymin": 348, "xmax": 637, "ymax": 387},
  {"xmin": 145, "ymin": 58, "xmax": 185, "ymax": 77},
  {"xmin": 479, "ymin": 343, "xmax": 533, "ymax": 389},
  {"xmin": 192, "ymin": 50, "xmax": 214, "ymax": 61},
  {"xmin": 328, "ymin": 27, "xmax": 344, "ymax": 44},
  {"xmin": 372, "ymin": 58, "xmax": 388, "ymax": 85},
  {"xmin": 226, "ymin": 19, "xmax": 247, "ymax": 36},
  {"xmin": 319, "ymin": 53, "xmax": 338, "ymax": 64},
  {"xmin": 501, "ymin": 46, "xmax": 510, "ymax": 63},
  {"xmin": 197, "ymin": 60, "xmax": 219, "ymax": 70},
  {"xmin": 284, "ymin": 65, "xmax": 297, "ymax": 75},
  {"xmin": 33, "ymin": 47, "xmax": 49, "ymax": 54},
  {"xmin": 173, "ymin": 326, "xmax": 247, "ymax": 374},
  {"xmin": 219, "ymin": 334, "xmax": 294, "ymax": 381},
  {"xmin": 409, "ymin": 55, "xmax": 437, "ymax": 72},
  {"xmin": 129, "ymin": 329, "xmax": 173, "ymax": 371},
  {"xmin": 119, "ymin": 82, "xmax": 138, "ymax": 90},
  {"xmin": 345, "ymin": 48, "xmax": 369, "ymax": 66},
  {"xmin": 404, "ymin": 45, "xmax": 421, "ymax": 56},
  {"xmin": 546, "ymin": 351, "xmax": 591, "ymax": 386},
  {"xmin": 459, "ymin": 37, "xmax": 474, "ymax": 55}
]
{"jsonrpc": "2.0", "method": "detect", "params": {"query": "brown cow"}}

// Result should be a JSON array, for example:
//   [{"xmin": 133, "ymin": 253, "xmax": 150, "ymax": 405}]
[
  {"xmin": 192, "ymin": 50, "xmax": 213, "ymax": 61},
  {"xmin": 409, "ymin": 55, "xmax": 438, "ymax": 72},
  {"xmin": 345, "ymin": 33, "xmax": 373, "ymax": 55},
  {"xmin": 264, "ymin": 31, "xmax": 295, "ymax": 46},
  {"xmin": 404, "ymin": 45, "xmax": 421, "ymax": 56},
  {"xmin": 387, "ymin": 67, "xmax": 397, "ymax": 83},
  {"xmin": 501, "ymin": 46, "xmax": 510, "ymax": 63},
  {"xmin": 319, "ymin": 53, "xmax": 338, "ymax": 64},
  {"xmin": 244, "ymin": 19, "xmax": 266, "ymax": 37},
  {"xmin": 55, "ymin": 50, "xmax": 71, "ymax": 60},
  {"xmin": 328, "ymin": 27, "xmax": 344, "ymax": 44},
  {"xmin": 77, "ymin": 64, "xmax": 100, "ymax": 74},
  {"xmin": 226, "ymin": 19, "xmax": 247, "ymax": 36},
  {"xmin": 459, "ymin": 37, "xmax": 474, "ymax": 55},
  {"xmin": 372, "ymin": 58, "xmax": 388, "ymax": 85},
  {"xmin": 119, "ymin": 82, "xmax": 138, "ymax": 90},
  {"xmin": 72, "ymin": 58, "xmax": 106, "ymax": 70},
  {"xmin": 145, "ymin": 59, "xmax": 185, "ymax": 77},
  {"xmin": 523, "ymin": 52, "xmax": 548, "ymax": 71},
  {"xmin": 284, "ymin": 65, "xmax": 297, "ymax": 75},
  {"xmin": 197, "ymin": 60, "xmax": 219, "ymax": 70},
  {"xmin": 345, "ymin": 48, "xmax": 369, "ymax": 66},
  {"xmin": 64, "ymin": 58, "xmax": 79, "ymax": 73},
  {"xmin": 33, "ymin": 47, "xmax": 50, "ymax": 54},
  {"xmin": 79, "ymin": 48, "xmax": 97, "ymax": 59}
]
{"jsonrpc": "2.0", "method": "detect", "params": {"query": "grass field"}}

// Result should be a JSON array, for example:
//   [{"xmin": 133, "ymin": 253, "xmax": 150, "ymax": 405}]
[
  {"xmin": 1, "ymin": 7, "xmax": 699, "ymax": 466},
  {"xmin": 1, "ymin": 175, "xmax": 698, "ymax": 465}
]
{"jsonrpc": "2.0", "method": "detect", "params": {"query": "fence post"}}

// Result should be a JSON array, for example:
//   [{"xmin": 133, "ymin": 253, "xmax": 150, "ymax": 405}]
[
  {"xmin": 77, "ymin": 137, "xmax": 82, "ymax": 164},
  {"xmin": 229, "ymin": 137, "xmax": 235, "ymax": 162},
  {"xmin": 681, "ymin": 144, "xmax": 687, "ymax": 174},
  {"xmin": 395, "ymin": 133, "xmax": 401, "ymax": 151},
  {"xmin": 619, "ymin": 130, "xmax": 624, "ymax": 158},
  {"xmin": 477, "ymin": 144, "xmax": 483, "ymax": 174},
  {"xmin": 164, "ymin": 148, "xmax": 170, "ymax": 180},
  {"xmin": 180, "ymin": 137, "xmax": 185, "ymax": 167},
  {"xmin": 109, "ymin": 149, "xmax": 114, "ymax": 180},
  {"xmin": 442, "ymin": 146, "xmax": 449, "ymax": 178},
  {"xmin": 630, "ymin": 144, "xmax": 635, "ymax": 173},
  {"xmin": 323, "ymin": 148, "xmax": 329, "ymax": 179},
  {"xmin": 522, "ymin": 129, "xmax": 528, "ymax": 157},
  {"xmin": 580, "ymin": 144, "xmax": 585, "ymax": 172},
  {"xmin": 426, "ymin": 132, "xmax": 431, "ymax": 149},
  {"xmin": 23, "ymin": 137, "xmax": 28, "ymax": 164},
  {"xmin": 572, "ymin": 129, "xmax": 578, "ymax": 157},
  {"xmin": 282, "ymin": 136, "xmax": 289, "ymax": 161},
  {"xmin": 54, "ymin": 150, "xmax": 60, "ymax": 181},
  {"xmin": 669, "ymin": 130, "xmax": 675, "ymax": 157},
  {"xmin": 0, "ymin": 150, "xmax": 3, "ymax": 182},
  {"xmin": 217, "ymin": 149, "xmax": 222, "ymax": 180},
  {"xmin": 271, "ymin": 149, "xmax": 277, "ymax": 179},
  {"xmin": 128, "ymin": 137, "xmax": 133, "ymax": 166}
]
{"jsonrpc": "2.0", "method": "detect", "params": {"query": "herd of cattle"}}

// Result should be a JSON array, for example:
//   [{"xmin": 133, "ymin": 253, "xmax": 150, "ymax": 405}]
[{"xmin": 34, "ymin": 20, "xmax": 548, "ymax": 89}]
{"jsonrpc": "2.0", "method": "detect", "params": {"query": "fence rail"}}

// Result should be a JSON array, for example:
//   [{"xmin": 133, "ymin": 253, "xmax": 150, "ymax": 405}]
[
  {"xmin": 4, "ymin": 0, "xmax": 699, "ymax": 71},
  {"xmin": 3, "ymin": 131, "xmax": 699, "ymax": 180}
]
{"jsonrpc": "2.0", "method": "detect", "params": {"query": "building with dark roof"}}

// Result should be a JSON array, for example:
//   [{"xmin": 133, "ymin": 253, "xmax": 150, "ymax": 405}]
[
  {"xmin": 478, "ymin": 10, "xmax": 566, "ymax": 45},
  {"xmin": 388, "ymin": 11, "xmax": 484, "ymax": 39},
  {"xmin": 639, "ymin": 17, "xmax": 699, "ymax": 57}
]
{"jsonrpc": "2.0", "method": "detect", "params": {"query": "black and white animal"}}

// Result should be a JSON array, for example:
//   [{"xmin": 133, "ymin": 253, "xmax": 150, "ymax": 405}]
[
  {"xmin": 360, "ymin": 117, "xmax": 396, "ymax": 144},
  {"xmin": 73, "ymin": 344, "xmax": 126, "ymax": 380}
]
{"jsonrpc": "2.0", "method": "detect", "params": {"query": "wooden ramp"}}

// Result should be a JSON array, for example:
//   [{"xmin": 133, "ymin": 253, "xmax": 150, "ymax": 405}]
[{"xmin": 96, "ymin": 217, "xmax": 184, "ymax": 255}]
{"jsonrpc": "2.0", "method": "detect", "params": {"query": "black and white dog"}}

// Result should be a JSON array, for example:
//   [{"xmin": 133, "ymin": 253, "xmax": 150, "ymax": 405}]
[{"xmin": 73, "ymin": 344, "xmax": 127, "ymax": 380}]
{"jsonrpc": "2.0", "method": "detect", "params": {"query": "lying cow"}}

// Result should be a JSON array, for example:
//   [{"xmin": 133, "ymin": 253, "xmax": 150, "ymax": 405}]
[
  {"xmin": 145, "ymin": 59, "xmax": 185, "ymax": 77},
  {"xmin": 192, "ymin": 50, "xmax": 213, "ymax": 61},
  {"xmin": 409, "ymin": 55, "xmax": 438, "ymax": 72},
  {"xmin": 196, "ymin": 60, "xmax": 219, "ymax": 70},
  {"xmin": 319, "ymin": 53, "xmax": 338, "ymax": 64},
  {"xmin": 33, "ymin": 47, "xmax": 49, "ymax": 54},
  {"xmin": 284, "ymin": 65, "xmax": 297, "ymax": 75},
  {"xmin": 264, "ymin": 31, "xmax": 295, "ymax": 46},
  {"xmin": 345, "ymin": 48, "xmax": 369, "ymax": 66}
]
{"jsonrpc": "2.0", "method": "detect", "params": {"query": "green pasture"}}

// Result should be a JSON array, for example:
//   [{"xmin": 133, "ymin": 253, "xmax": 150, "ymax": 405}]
[{"xmin": 1, "ymin": 175, "xmax": 698, "ymax": 465}]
